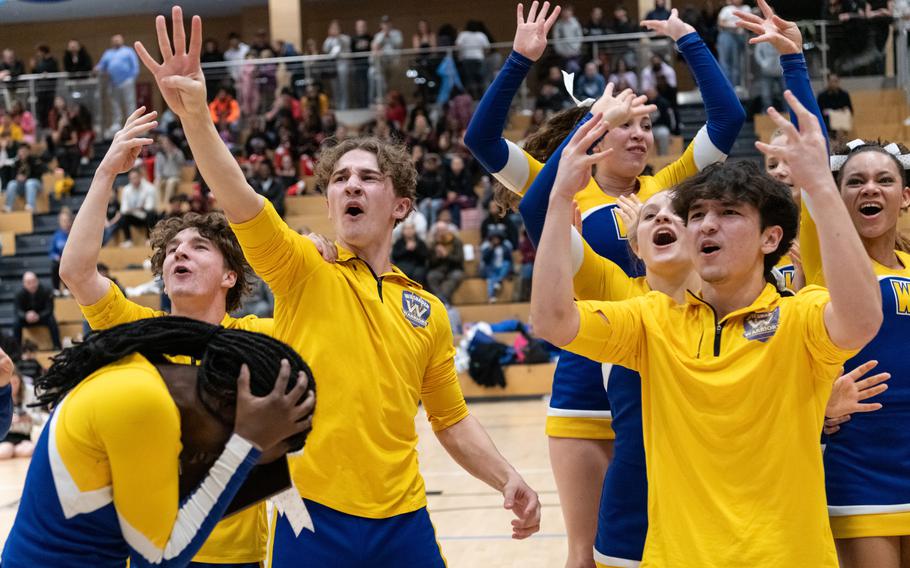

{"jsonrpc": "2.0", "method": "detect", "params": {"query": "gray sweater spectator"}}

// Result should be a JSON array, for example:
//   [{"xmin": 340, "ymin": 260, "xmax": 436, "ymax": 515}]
[{"xmin": 154, "ymin": 135, "xmax": 186, "ymax": 209}]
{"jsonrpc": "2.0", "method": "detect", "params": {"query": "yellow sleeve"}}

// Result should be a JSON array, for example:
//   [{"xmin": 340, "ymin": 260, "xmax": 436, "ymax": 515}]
[
  {"xmin": 80, "ymin": 282, "xmax": 165, "ymax": 330},
  {"xmin": 573, "ymin": 232, "xmax": 638, "ymax": 301},
  {"xmin": 229, "ymin": 200, "xmax": 326, "ymax": 297},
  {"xmin": 795, "ymin": 285, "xmax": 859, "ymax": 369},
  {"xmin": 798, "ymin": 199, "xmax": 824, "ymax": 287},
  {"xmin": 421, "ymin": 310, "xmax": 470, "ymax": 432},
  {"xmin": 87, "ymin": 369, "xmax": 182, "ymax": 549},
  {"xmin": 645, "ymin": 141, "xmax": 699, "ymax": 199},
  {"xmin": 228, "ymin": 315, "xmax": 275, "ymax": 336},
  {"xmin": 563, "ymin": 297, "xmax": 645, "ymax": 371}
]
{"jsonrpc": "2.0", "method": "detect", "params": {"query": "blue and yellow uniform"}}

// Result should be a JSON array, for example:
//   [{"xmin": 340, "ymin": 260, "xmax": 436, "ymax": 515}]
[
  {"xmin": 0, "ymin": 382, "xmax": 11, "ymax": 439},
  {"xmin": 79, "ymin": 282, "xmax": 272, "ymax": 567},
  {"xmin": 465, "ymin": 31, "xmax": 744, "ymax": 440},
  {"xmin": 230, "ymin": 202, "xmax": 468, "ymax": 566},
  {"xmin": 0, "ymin": 354, "xmax": 260, "ymax": 567},
  {"xmin": 565, "ymin": 284, "xmax": 855, "ymax": 567}
]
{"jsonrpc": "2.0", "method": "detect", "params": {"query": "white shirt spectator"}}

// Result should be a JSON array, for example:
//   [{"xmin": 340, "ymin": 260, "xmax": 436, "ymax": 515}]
[
  {"xmin": 120, "ymin": 179, "xmax": 157, "ymax": 218},
  {"xmin": 223, "ymin": 41, "xmax": 250, "ymax": 83},
  {"xmin": 640, "ymin": 60, "xmax": 677, "ymax": 92},
  {"xmin": 718, "ymin": 5, "xmax": 744, "ymax": 31},
  {"xmin": 455, "ymin": 31, "xmax": 490, "ymax": 62}
]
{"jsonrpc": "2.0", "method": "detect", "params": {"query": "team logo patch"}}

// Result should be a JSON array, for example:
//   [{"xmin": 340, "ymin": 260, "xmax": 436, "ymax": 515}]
[
  {"xmin": 402, "ymin": 291, "xmax": 431, "ymax": 328},
  {"xmin": 742, "ymin": 308, "xmax": 780, "ymax": 343}
]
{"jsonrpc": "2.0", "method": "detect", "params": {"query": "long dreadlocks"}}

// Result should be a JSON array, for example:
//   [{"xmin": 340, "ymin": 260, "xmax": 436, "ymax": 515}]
[{"xmin": 34, "ymin": 316, "xmax": 316, "ymax": 450}]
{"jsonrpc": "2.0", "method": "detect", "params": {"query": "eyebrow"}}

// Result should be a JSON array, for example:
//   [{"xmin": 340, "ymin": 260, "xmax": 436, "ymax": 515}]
[
  {"xmin": 331, "ymin": 166, "xmax": 383, "ymax": 177},
  {"xmin": 167, "ymin": 235, "xmax": 212, "ymax": 248}
]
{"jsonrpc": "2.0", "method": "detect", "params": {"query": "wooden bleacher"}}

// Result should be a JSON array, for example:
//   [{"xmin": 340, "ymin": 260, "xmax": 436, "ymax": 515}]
[
  {"xmin": 110, "ymin": 269, "xmax": 156, "ymax": 288},
  {"xmin": 458, "ymin": 361, "xmax": 555, "ymax": 399},
  {"xmin": 97, "ymin": 246, "xmax": 152, "ymax": 270},
  {"xmin": 0, "ymin": 211, "xmax": 33, "ymax": 234},
  {"xmin": 452, "ymin": 277, "xmax": 516, "ymax": 305},
  {"xmin": 0, "ymin": 231, "xmax": 14, "ymax": 256}
]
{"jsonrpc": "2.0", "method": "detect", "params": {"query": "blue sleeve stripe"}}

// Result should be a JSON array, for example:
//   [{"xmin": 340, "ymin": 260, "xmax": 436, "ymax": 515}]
[
  {"xmin": 781, "ymin": 52, "xmax": 830, "ymax": 148},
  {"xmin": 465, "ymin": 51, "xmax": 533, "ymax": 174},
  {"xmin": 676, "ymin": 32, "xmax": 745, "ymax": 155}
]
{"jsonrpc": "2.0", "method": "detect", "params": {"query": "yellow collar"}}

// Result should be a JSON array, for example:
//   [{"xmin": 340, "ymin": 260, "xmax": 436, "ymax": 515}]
[
  {"xmin": 685, "ymin": 283, "xmax": 780, "ymax": 322},
  {"xmin": 335, "ymin": 242, "xmax": 423, "ymax": 289}
]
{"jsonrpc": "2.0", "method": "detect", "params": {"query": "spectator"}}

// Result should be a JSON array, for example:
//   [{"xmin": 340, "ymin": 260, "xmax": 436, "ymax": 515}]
[
  {"xmin": 716, "ymin": 0, "xmax": 747, "ymax": 87},
  {"xmin": 417, "ymin": 152, "xmax": 448, "ymax": 224},
  {"xmin": 223, "ymin": 32, "xmax": 250, "ymax": 86},
  {"xmin": 0, "ymin": 49, "xmax": 25, "ymax": 81},
  {"xmin": 154, "ymin": 134, "xmax": 186, "ymax": 209},
  {"xmin": 102, "ymin": 190, "xmax": 121, "ymax": 246},
  {"xmin": 209, "ymin": 87, "xmax": 241, "ymax": 136},
  {"xmin": 277, "ymin": 153, "xmax": 300, "ymax": 193},
  {"xmin": 63, "ymin": 40, "xmax": 93, "ymax": 75},
  {"xmin": 239, "ymin": 52, "xmax": 260, "ymax": 117},
  {"xmin": 255, "ymin": 47, "xmax": 278, "ymax": 112},
  {"xmin": 249, "ymin": 28, "xmax": 271, "ymax": 55},
  {"xmin": 162, "ymin": 193, "xmax": 192, "ymax": 220},
  {"xmin": 385, "ymin": 90, "xmax": 407, "ymax": 130},
  {"xmin": 392, "ymin": 221, "xmax": 430, "ymax": 285},
  {"xmin": 0, "ymin": 112, "xmax": 23, "ymax": 143},
  {"xmin": 640, "ymin": 53, "xmax": 677, "ymax": 93},
  {"xmin": 4, "ymin": 144, "xmax": 44, "ymax": 213},
  {"xmin": 645, "ymin": 87, "xmax": 675, "ymax": 155},
  {"xmin": 480, "ymin": 229, "xmax": 513, "ymax": 303},
  {"xmin": 49, "ymin": 112, "xmax": 80, "ymax": 181},
  {"xmin": 95, "ymin": 34, "xmax": 139, "ymax": 137},
  {"xmin": 323, "ymin": 20, "xmax": 352, "ymax": 110},
  {"xmin": 517, "ymin": 228, "xmax": 535, "ymax": 301},
  {"xmin": 575, "ymin": 61, "xmax": 607, "ymax": 101},
  {"xmin": 9, "ymin": 102, "xmax": 35, "ymax": 145},
  {"xmin": 456, "ymin": 20, "xmax": 491, "ymax": 99},
  {"xmin": 427, "ymin": 220, "xmax": 465, "ymax": 304},
  {"xmin": 612, "ymin": 5, "xmax": 638, "ymax": 34},
  {"xmin": 0, "ymin": 132, "xmax": 16, "ymax": 188},
  {"xmin": 13, "ymin": 272, "xmax": 62, "ymax": 350},
  {"xmin": 248, "ymin": 159, "xmax": 286, "ymax": 217},
  {"xmin": 351, "ymin": 19, "xmax": 373, "ymax": 107},
  {"xmin": 753, "ymin": 42, "xmax": 783, "ymax": 112},
  {"xmin": 200, "ymin": 38, "xmax": 225, "ymax": 102},
  {"xmin": 817, "ymin": 72, "xmax": 854, "ymax": 140},
  {"xmin": 118, "ymin": 167, "xmax": 157, "ymax": 247},
  {"xmin": 443, "ymin": 154, "xmax": 477, "ymax": 227},
  {"xmin": 235, "ymin": 276, "xmax": 274, "ymax": 318},
  {"xmin": 68, "ymin": 101, "xmax": 95, "ymax": 166},
  {"xmin": 393, "ymin": 208, "xmax": 430, "ymax": 242},
  {"xmin": 31, "ymin": 44, "xmax": 58, "ymax": 129},
  {"xmin": 0, "ymin": 369, "xmax": 37, "ymax": 460},
  {"xmin": 553, "ymin": 6, "xmax": 585, "ymax": 74},
  {"xmin": 607, "ymin": 58, "xmax": 639, "ymax": 92},
  {"xmin": 584, "ymin": 7, "xmax": 609, "ymax": 61},
  {"xmin": 480, "ymin": 199, "xmax": 520, "ymax": 248},
  {"xmin": 48, "ymin": 207, "xmax": 73, "ymax": 294},
  {"xmin": 645, "ymin": 0, "xmax": 672, "ymax": 21},
  {"xmin": 370, "ymin": 15, "xmax": 404, "ymax": 105},
  {"xmin": 413, "ymin": 19, "xmax": 438, "ymax": 49}
]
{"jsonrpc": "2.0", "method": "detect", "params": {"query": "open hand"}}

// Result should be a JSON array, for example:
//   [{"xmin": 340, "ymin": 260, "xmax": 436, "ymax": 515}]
[
  {"xmin": 98, "ymin": 107, "xmax": 158, "ymax": 175},
  {"xmin": 513, "ymin": 1, "xmax": 561, "ymax": 61},
  {"xmin": 824, "ymin": 360, "xmax": 890, "ymax": 432},
  {"xmin": 641, "ymin": 8, "xmax": 696, "ymax": 41},
  {"xmin": 591, "ymin": 83, "xmax": 657, "ymax": 129},
  {"xmin": 734, "ymin": 0, "xmax": 801, "ymax": 55},
  {"xmin": 616, "ymin": 193, "xmax": 644, "ymax": 231},
  {"xmin": 134, "ymin": 6, "xmax": 208, "ymax": 119},
  {"xmin": 553, "ymin": 113, "xmax": 612, "ymax": 199}
]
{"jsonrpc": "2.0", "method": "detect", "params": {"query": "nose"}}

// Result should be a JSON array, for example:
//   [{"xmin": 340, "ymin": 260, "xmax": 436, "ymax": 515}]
[
  {"xmin": 699, "ymin": 210, "xmax": 719, "ymax": 233},
  {"xmin": 860, "ymin": 180, "xmax": 882, "ymax": 196},
  {"xmin": 344, "ymin": 176, "xmax": 365, "ymax": 196}
]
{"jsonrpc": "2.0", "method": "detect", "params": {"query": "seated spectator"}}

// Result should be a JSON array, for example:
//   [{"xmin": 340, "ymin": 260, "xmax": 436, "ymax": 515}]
[
  {"xmin": 208, "ymin": 87, "xmax": 241, "ymax": 136},
  {"xmin": 480, "ymin": 199, "xmax": 519, "ymax": 248},
  {"xmin": 118, "ymin": 167, "xmax": 157, "ymax": 247},
  {"xmin": 392, "ymin": 208, "xmax": 429, "ymax": 242},
  {"xmin": 49, "ymin": 113, "xmax": 81, "ymax": 181},
  {"xmin": 162, "ymin": 193, "xmax": 191, "ymax": 220},
  {"xmin": 416, "ymin": 152, "xmax": 448, "ymax": 224},
  {"xmin": 817, "ymin": 72, "xmax": 854, "ymax": 141},
  {"xmin": 248, "ymin": 159, "xmax": 286, "ymax": 217},
  {"xmin": 480, "ymin": 229, "xmax": 513, "ymax": 303},
  {"xmin": 277, "ymin": 154, "xmax": 303, "ymax": 194},
  {"xmin": 69, "ymin": 101, "xmax": 95, "ymax": 166},
  {"xmin": 392, "ymin": 221, "xmax": 430, "ymax": 285},
  {"xmin": 442, "ymin": 154, "xmax": 477, "ymax": 227},
  {"xmin": 102, "ymin": 191, "xmax": 122, "ymax": 245},
  {"xmin": 640, "ymin": 53, "xmax": 677, "ymax": 93},
  {"xmin": 0, "ymin": 369, "xmax": 37, "ymax": 460},
  {"xmin": 49, "ymin": 207, "xmax": 73, "ymax": 295},
  {"xmin": 517, "ymin": 228, "xmax": 535, "ymax": 302},
  {"xmin": 10, "ymin": 102, "xmax": 36, "ymax": 145},
  {"xmin": 14, "ymin": 272, "xmax": 62, "ymax": 350},
  {"xmin": 427, "ymin": 221, "xmax": 465, "ymax": 304},
  {"xmin": 4, "ymin": 144, "xmax": 45, "ymax": 212},
  {"xmin": 608, "ymin": 58, "xmax": 638, "ymax": 93},
  {"xmin": 0, "ymin": 113, "xmax": 23, "ymax": 143},
  {"xmin": 575, "ymin": 61, "xmax": 607, "ymax": 102},
  {"xmin": 0, "ymin": 132, "xmax": 17, "ymax": 189},
  {"xmin": 154, "ymin": 134, "xmax": 186, "ymax": 208}
]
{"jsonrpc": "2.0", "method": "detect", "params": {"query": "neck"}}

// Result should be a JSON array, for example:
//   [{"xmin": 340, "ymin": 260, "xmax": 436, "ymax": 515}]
[
  {"xmin": 863, "ymin": 230, "xmax": 901, "ymax": 269},
  {"xmin": 171, "ymin": 298, "xmax": 228, "ymax": 326},
  {"xmin": 339, "ymin": 233, "xmax": 394, "ymax": 275},
  {"xmin": 646, "ymin": 266, "xmax": 701, "ymax": 304},
  {"xmin": 594, "ymin": 169, "xmax": 638, "ymax": 198},
  {"xmin": 700, "ymin": 266, "xmax": 767, "ymax": 320}
]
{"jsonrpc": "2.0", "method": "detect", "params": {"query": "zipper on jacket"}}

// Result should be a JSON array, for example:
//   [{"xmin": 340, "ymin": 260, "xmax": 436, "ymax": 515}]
[
  {"xmin": 358, "ymin": 258, "xmax": 384, "ymax": 302},
  {"xmin": 691, "ymin": 295, "xmax": 724, "ymax": 357}
]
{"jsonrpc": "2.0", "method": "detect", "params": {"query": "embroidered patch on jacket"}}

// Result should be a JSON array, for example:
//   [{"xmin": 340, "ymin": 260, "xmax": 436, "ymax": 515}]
[
  {"xmin": 742, "ymin": 308, "xmax": 780, "ymax": 342},
  {"xmin": 402, "ymin": 291, "xmax": 431, "ymax": 328}
]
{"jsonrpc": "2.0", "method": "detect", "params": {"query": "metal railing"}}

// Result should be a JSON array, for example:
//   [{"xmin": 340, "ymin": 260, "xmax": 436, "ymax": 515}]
[{"xmin": 1, "ymin": 70, "xmax": 102, "ymax": 134}]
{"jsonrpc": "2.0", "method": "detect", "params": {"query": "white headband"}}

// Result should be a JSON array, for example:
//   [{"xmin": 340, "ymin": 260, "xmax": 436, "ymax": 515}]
[
  {"xmin": 830, "ymin": 138, "xmax": 910, "ymax": 171},
  {"xmin": 561, "ymin": 70, "xmax": 596, "ymax": 108}
]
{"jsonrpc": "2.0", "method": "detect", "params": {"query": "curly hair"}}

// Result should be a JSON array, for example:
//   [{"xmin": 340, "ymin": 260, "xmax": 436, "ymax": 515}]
[
  {"xmin": 672, "ymin": 161, "xmax": 799, "ymax": 283},
  {"xmin": 314, "ymin": 136, "xmax": 417, "ymax": 221},
  {"xmin": 149, "ymin": 212, "xmax": 253, "ymax": 313},
  {"xmin": 831, "ymin": 139, "xmax": 910, "ymax": 253}
]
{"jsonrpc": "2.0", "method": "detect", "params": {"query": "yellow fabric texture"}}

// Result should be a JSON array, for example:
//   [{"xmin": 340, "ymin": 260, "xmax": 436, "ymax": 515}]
[
  {"xmin": 564, "ymin": 284, "xmax": 856, "ymax": 567},
  {"xmin": 80, "ymin": 282, "xmax": 271, "ymax": 563},
  {"xmin": 231, "ymin": 201, "xmax": 469, "ymax": 518},
  {"xmin": 55, "ymin": 354, "xmax": 182, "ymax": 551}
]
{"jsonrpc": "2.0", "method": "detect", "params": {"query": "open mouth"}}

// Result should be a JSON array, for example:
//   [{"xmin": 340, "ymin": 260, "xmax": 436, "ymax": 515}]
[
  {"xmin": 652, "ymin": 228, "xmax": 677, "ymax": 247},
  {"xmin": 700, "ymin": 243, "xmax": 721, "ymax": 255},
  {"xmin": 345, "ymin": 205, "xmax": 364, "ymax": 217},
  {"xmin": 627, "ymin": 145, "xmax": 647, "ymax": 155},
  {"xmin": 174, "ymin": 265, "xmax": 191, "ymax": 275},
  {"xmin": 858, "ymin": 202, "xmax": 883, "ymax": 218}
]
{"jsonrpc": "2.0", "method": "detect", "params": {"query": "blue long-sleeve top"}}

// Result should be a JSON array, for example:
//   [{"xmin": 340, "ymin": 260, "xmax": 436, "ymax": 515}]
[
  {"xmin": 0, "ymin": 384, "xmax": 11, "ymax": 439},
  {"xmin": 781, "ymin": 52, "xmax": 830, "ymax": 146}
]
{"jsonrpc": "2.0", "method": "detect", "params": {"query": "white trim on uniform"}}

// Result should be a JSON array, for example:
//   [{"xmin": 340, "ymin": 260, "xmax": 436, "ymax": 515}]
[
  {"xmin": 594, "ymin": 547, "xmax": 641, "ymax": 567},
  {"xmin": 828, "ymin": 503, "xmax": 910, "ymax": 516},
  {"xmin": 547, "ymin": 407, "xmax": 613, "ymax": 419},
  {"xmin": 691, "ymin": 126, "xmax": 725, "ymax": 171},
  {"xmin": 571, "ymin": 228, "xmax": 585, "ymax": 275},
  {"xmin": 581, "ymin": 203, "xmax": 612, "ymax": 222},
  {"xmin": 602, "ymin": 363, "xmax": 614, "ymax": 394},
  {"xmin": 493, "ymin": 140, "xmax": 531, "ymax": 194}
]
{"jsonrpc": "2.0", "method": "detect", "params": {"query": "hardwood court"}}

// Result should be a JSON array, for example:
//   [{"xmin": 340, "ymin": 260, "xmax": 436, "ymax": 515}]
[{"xmin": 0, "ymin": 399, "xmax": 566, "ymax": 567}]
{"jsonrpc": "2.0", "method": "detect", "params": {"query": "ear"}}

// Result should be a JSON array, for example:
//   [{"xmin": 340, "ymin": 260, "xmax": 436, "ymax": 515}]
[
  {"xmin": 901, "ymin": 185, "xmax": 910, "ymax": 211},
  {"xmin": 222, "ymin": 269, "xmax": 238, "ymax": 290},
  {"xmin": 760, "ymin": 225, "xmax": 784, "ymax": 255},
  {"xmin": 393, "ymin": 197, "xmax": 412, "ymax": 222}
]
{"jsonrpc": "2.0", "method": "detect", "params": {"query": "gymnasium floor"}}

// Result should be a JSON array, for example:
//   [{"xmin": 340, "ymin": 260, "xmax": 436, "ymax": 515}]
[{"xmin": 0, "ymin": 399, "xmax": 567, "ymax": 567}]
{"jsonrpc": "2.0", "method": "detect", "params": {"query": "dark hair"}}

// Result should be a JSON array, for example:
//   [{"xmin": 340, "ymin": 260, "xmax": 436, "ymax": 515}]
[
  {"xmin": 491, "ymin": 105, "xmax": 590, "ymax": 215},
  {"xmin": 672, "ymin": 161, "xmax": 799, "ymax": 282},
  {"xmin": 34, "ymin": 317, "xmax": 315, "ymax": 450},
  {"xmin": 149, "ymin": 212, "xmax": 253, "ymax": 312},
  {"xmin": 832, "ymin": 139, "xmax": 910, "ymax": 253}
]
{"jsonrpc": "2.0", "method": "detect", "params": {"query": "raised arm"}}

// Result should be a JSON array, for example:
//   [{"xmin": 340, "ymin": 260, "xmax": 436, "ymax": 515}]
[
  {"xmin": 756, "ymin": 92, "xmax": 881, "ymax": 350},
  {"xmin": 464, "ymin": 2, "xmax": 560, "ymax": 194},
  {"xmin": 134, "ymin": 6, "xmax": 262, "ymax": 223},
  {"xmin": 60, "ymin": 108, "xmax": 157, "ymax": 306}
]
